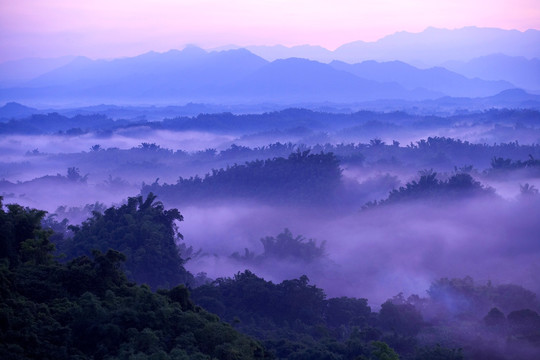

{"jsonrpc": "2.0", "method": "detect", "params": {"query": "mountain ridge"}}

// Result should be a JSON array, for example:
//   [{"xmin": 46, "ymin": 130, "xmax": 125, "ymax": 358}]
[
  {"xmin": 238, "ymin": 27, "xmax": 540, "ymax": 66},
  {"xmin": 0, "ymin": 46, "xmax": 519, "ymax": 104}
]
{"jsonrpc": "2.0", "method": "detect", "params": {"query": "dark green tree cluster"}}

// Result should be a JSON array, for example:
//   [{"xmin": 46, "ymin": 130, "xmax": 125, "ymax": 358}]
[
  {"xmin": 56, "ymin": 193, "xmax": 192, "ymax": 289},
  {"xmin": 5, "ymin": 197, "xmax": 521, "ymax": 359},
  {"xmin": 488, "ymin": 155, "xmax": 540, "ymax": 176},
  {"xmin": 0, "ymin": 197, "xmax": 270, "ymax": 359},
  {"xmin": 379, "ymin": 300, "xmax": 424, "ymax": 338},
  {"xmin": 142, "ymin": 150, "xmax": 342, "ymax": 204},
  {"xmin": 364, "ymin": 171, "xmax": 495, "ymax": 207},
  {"xmin": 193, "ymin": 271, "xmax": 328, "ymax": 327},
  {"xmin": 230, "ymin": 228, "xmax": 326, "ymax": 264},
  {"xmin": 191, "ymin": 271, "xmax": 462, "ymax": 360}
]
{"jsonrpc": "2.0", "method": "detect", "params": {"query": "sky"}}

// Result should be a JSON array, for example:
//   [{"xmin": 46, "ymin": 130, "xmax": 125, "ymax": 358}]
[{"xmin": 0, "ymin": 0, "xmax": 539, "ymax": 62}]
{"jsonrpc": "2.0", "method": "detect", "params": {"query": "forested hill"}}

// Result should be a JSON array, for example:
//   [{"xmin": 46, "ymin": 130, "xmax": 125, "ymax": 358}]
[
  {"xmin": 141, "ymin": 150, "xmax": 342, "ymax": 205},
  {"xmin": 52, "ymin": 193, "xmax": 193, "ymax": 289},
  {"xmin": 1, "ymin": 107, "xmax": 539, "ymax": 135},
  {"xmin": 2, "ymin": 196, "xmax": 540, "ymax": 359},
  {"xmin": 0, "ymin": 196, "xmax": 270, "ymax": 359}
]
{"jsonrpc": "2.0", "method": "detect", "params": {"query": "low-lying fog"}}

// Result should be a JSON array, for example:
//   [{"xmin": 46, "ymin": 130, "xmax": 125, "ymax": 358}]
[
  {"xmin": 179, "ymin": 197, "xmax": 540, "ymax": 305},
  {"xmin": 1, "ymin": 110, "xmax": 539, "ymax": 306}
]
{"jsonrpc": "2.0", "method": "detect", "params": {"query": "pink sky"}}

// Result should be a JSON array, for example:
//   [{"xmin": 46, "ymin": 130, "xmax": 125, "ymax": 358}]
[{"xmin": 0, "ymin": 0, "xmax": 539, "ymax": 62}]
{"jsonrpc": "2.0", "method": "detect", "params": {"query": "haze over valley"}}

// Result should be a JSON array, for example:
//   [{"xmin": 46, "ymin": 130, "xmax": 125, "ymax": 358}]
[{"xmin": 1, "ymin": 1, "xmax": 540, "ymax": 358}]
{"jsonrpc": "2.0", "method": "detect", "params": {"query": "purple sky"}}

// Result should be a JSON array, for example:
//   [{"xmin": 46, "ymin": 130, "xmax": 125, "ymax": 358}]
[{"xmin": 1, "ymin": 0, "xmax": 539, "ymax": 62}]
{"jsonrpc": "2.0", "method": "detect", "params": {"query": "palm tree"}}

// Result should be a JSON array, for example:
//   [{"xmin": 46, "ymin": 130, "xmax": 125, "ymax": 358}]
[{"xmin": 520, "ymin": 183, "xmax": 539, "ymax": 196}]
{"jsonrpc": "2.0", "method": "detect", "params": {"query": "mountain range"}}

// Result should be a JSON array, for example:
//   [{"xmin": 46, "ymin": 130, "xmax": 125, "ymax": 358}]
[
  {"xmin": 0, "ymin": 55, "xmax": 76, "ymax": 88},
  {"xmin": 329, "ymin": 60, "xmax": 512, "ymax": 97},
  {"xmin": 443, "ymin": 54, "xmax": 540, "ymax": 91},
  {"xmin": 0, "ymin": 27, "xmax": 538, "ymax": 105},
  {"xmin": 244, "ymin": 27, "xmax": 540, "ymax": 66}
]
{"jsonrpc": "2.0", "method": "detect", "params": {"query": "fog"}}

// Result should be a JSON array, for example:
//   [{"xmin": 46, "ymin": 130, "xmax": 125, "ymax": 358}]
[
  {"xmin": 0, "ymin": 130, "xmax": 235, "ymax": 159},
  {"xmin": 3, "ymin": 15, "xmax": 540, "ymax": 360},
  {"xmin": 1, "ymin": 108, "xmax": 539, "ymax": 305},
  {"xmin": 175, "ymin": 195, "xmax": 539, "ymax": 305},
  {"xmin": 1, "ymin": 104, "xmax": 539, "ymax": 360}
]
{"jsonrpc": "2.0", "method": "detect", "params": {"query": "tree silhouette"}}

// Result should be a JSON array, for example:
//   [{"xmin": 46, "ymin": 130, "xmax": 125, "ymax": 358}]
[{"xmin": 58, "ymin": 193, "xmax": 191, "ymax": 289}]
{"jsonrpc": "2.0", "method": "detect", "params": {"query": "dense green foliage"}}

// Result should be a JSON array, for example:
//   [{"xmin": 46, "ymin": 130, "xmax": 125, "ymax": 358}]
[
  {"xmin": 0, "ymin": 197, "xmax": 271, "ymax": 359},
  {"xmin": 191, "ymin": 271, "xmax": 540, "ymax": 359},
  {"xmin": 55, "ymin": 193, "xmax": 192, "ymax": 289},
  {"xmin": 192, "ymin": 270, "xmax": 381, "ymax": 359},
  {"xmin": 191, "ymin": 271, "xmax": 467, "ymax": 360},
  {"xmin": 3, "ymin": 196, "xmax": 540, "ymax": 359},
  {"xmin": 142, "ymin": 150, "xmax": 342, "ymax": 204},
  {"xmin": 2, "ymin": 193, "xmax": 539, "ymax": 359}
]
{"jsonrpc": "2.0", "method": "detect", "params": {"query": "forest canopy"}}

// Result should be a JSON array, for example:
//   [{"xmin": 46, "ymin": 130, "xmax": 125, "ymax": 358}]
[
  {"xmin": 142, "ymin": 150, "xmax": 342, "ymax": 204},
  {"xmin": 0, "ymin": 196, "xmax": 270, "ymax": 360}
]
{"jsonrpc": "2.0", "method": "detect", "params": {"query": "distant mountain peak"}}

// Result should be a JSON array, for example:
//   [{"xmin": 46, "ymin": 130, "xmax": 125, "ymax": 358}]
[
  {"xmin": 70, "ymin": 56, "xmax": 93, "ymax": 64},
  {"xmin": 333, "ymin": 26, "xmax": 540, "ymax": 65},
  {"xmin": 492, "ymin": 88, "xmax": 530, "ymax": 99},
  {"xmin": 1, "ymin": 101, "xmax": 29, "ymax": 109},
  {"xmin": 181, "ymin": 45, "xmax": 207, "ymax": 55},
  {"xmin": 0, "ymin": 102, "xmax": 37, "ymax": 118}
]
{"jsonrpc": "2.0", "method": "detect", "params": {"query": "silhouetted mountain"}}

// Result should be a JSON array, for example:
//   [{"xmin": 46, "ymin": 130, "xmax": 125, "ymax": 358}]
[
  {"xmin": 326, "ymin": 89, "xmax": 540, "ymax": 114},
  {"xmin": 401, "ymin": 89, "xmax": 540, "ymax": 112},
  {"xmin": 225, "ymin": 57, "xmax": 436, "ymax": 102},
  {"xmin": 330, "ymin": 60, "xmax": 514, "ymax": 97},
  {"xmin": 334, "ymin": 27, "xmax": 540, "ymax": 66},
  {"xmin": 488, "ymin": 88, "xmax": 540, "ymax": 103},
  {"xmin": 443, "ymin": 54, "xmax": 540, "ymax": 91},
  {"xmin": 0, "ymin": 55, "xmax": 75, "ymax": 87},
  {"xmin": 0, "ymin": 51, "xmax": 439, "ymax": 103},
  {"xmin": 246, "ymin": 44, "xmax": 334, "ymax": 62},
  {"xmin": 243, "ymin": 27, "xmax": 540, "ymax": 67},
  {"xmin": 25, "ymin": 56, "xmax": 102, "ymax": 87},
  {"xmin": 2, "ymin": 31, "xmax": 538, "ymax": 105},
  {"xmin": 27, "ymin": 46, "xmax": 269, "ymax": 98},
  {"xmin": 0, "ymin": 102, "xmax": 37, "ymax": 119}
]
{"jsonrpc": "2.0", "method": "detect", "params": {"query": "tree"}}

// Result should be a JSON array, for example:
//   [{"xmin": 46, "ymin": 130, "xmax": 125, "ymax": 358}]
[
  {"xmin": 369, "ymin": 341, "xmax": 399, "ymax": 360},
  {"xmin": 66, "ymin": 167, "xmax": 88, "ymax": 183},
  {"xmin": 59, "ymin": 193, "xmax": 192, "ymax": 289},
  {"xmin": 0, "ymin": 199, "xmax": 271, "ymax": 360},
  {"xmin": 520, "ymin": 183, "xmax": 539, "ymax": 197},
  {"xmin": 507, "ymin": 309, "xmax": 540, "ymax": 339},
  {"xmin": 378, "ymin": 301, "xmax": 423, "ymax": 337},
  {"xmin": 483, "ymin": 307, "xmax": 506, "ymax": 328},
  {"xmin": 0, "ymin": 197, "xmax": 50, "ymax": 268},
  {"xmin": 142, "ymin": 151, "xmax": 342, "ymax": 204}
]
